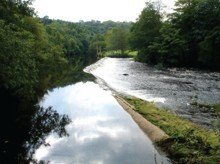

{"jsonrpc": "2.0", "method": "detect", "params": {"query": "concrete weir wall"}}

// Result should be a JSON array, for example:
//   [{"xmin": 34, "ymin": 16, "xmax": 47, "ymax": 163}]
[{"xmin": 114, "ymin": 95, "xmax": 169, "ymax": 142}]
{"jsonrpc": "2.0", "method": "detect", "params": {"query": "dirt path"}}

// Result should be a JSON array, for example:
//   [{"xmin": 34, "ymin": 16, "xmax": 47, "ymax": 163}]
[{"xmin": 114, "ymin": 95, "xmax": 169, "ymax": 142}]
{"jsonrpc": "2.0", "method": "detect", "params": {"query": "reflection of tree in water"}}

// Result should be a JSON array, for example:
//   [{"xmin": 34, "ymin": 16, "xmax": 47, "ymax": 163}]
[
  {"xmin": 0, "ymin": 72, "xmax": 91, "ymax": 163},
  {"xmin": 26, "ymin": 106, "xmax": 71, "ymax": 163},
  {"xmin": 0, "ymin": 90, "xmax": 71, "ymax": 163}
]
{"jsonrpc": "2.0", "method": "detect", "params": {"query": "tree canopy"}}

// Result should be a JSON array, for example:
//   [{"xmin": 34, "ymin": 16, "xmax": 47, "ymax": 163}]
[
  {"xmin": 105, "ymin": 28, "xmax": 128, "ymax": 54},
  {"xmin": 129, "ymin": 0, "xmax": 220, "ymax": 69}
]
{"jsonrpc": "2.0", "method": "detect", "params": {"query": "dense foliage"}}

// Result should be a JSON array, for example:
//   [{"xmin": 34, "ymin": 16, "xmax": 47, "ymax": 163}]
[
  {"xmin": 129, "ymin": 0, "xmax": 220, "ymax": 70},
  {"xmin": 129, "ymin": 2, "xmax": 162, "ymax": 63},
  {"xmin": 77, "ymin": 20, "xmax": 132, "ymax": 57},
  {"xmin": 105, "ymin": 27, "xmax": 129, "ymax": 55},
  {"xmin": 77, "ymin": 20, "xmax": 131, "ymax": 35}
]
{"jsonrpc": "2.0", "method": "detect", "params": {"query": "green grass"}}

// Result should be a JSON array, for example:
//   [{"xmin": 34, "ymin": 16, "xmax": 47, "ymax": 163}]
[
  {"xmin": 125, "ymin": 97, "xmax": 220, "ymax": 164},
  {"xmin": 103, "ymin": 50, "xmax": 137, "ymax": 58},
  {"xmin": 213, "ymin": 104, "xmax": 220, "ymax": 115},
  {"xmin": 127, "ymin": 51, "xmax": 138, "ymax": 57}
]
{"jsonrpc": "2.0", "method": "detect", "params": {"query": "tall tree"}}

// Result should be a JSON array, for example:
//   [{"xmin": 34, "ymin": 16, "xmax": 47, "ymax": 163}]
[
  {"xmin": 172, "ymin": 0, "xmax": 220, "ymax": 68},
  {"xmin": 129, "ymin": 2, "xmax": 162, "ymax": 62},
  {"xmin": 105, "ymin": 28, "xmax": 128, "ymax": 55}
]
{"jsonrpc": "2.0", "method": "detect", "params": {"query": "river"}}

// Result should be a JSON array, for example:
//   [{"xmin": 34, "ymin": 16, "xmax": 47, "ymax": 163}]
[
  {"xmin": 85, "ymin": 57, "xmax": 220, "ymax": 127},
  {"xmin": 33, "ymin": 57, "xmax": 220, "ymax": 163},
  {"xmin": 34, "ymin": 82, "xmax": 170, "ymax": 163}
]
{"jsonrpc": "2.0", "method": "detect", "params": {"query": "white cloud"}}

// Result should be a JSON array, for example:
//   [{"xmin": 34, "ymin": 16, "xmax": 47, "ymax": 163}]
[{"xmin": 32, "ymin": 0, "xmax": 176, "ymax": 22}]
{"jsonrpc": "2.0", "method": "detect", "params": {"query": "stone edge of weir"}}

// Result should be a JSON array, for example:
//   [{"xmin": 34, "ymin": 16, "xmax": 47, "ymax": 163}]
[{"xmin": 114, "ymin": 95, "xmax": 169, "ymax": 142}]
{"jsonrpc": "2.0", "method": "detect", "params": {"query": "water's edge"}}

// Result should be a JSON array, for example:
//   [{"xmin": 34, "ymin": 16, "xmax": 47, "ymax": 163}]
[{"xmin": 85, "ymin": 57, "xmax": 220, "ymax": 128}]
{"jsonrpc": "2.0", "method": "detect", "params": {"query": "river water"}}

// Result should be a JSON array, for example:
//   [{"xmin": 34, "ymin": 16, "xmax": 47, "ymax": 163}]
[
  {"xmin": 85, "ymin": 57, "xmax": 220, "ymax": 127},
  {"xmin": 34, "ymin": 82, "xmax": 170, "ymax": 163},
  {"xmin": 33, "ymin": 57, "xmax": 219, "ymax": 163}
]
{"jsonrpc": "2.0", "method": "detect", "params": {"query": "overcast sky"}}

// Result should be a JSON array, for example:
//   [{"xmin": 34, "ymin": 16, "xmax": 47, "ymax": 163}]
[{"xmin": 32, "ymin": 0, "xmax": 176, "ymax": 22}]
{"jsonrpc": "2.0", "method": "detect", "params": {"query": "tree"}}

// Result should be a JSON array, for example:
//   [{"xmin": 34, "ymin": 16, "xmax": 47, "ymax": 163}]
[
  {"xmin": 195, "ymin": 0, "xmax": 220, "ymax": 68},
  {"xmin": 129, "ymin": 2, "xmax": 162, "ymax": 62},
  {"xmin": 129, "ymin": 0, "xmax": 220, "ymax": 69},
  {"xmin": 105, "ymin": 28, "xmax": 128, "ymax": 55},
  {"xmin": 172, "ymin": 0, "xmax": 220, "ymax": 68},
  {"xmin": 0, "ymin": 20, "xmax": 37, "ymax": 99},
  {"xmin": 198, "ymin": 27, "xmax": 220, "ymax": 68},
  {"xmin": 148, "ymin": 22, "xmax": 188, "ymax": 66}
]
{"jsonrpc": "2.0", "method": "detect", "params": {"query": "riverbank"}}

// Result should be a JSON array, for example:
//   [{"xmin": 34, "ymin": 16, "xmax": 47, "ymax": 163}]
[
  {"xmin": 114, "ymin": 96, "xmax": 169, "ymax": 142},
  {"xmin": 117, "ymin": 96, "xmax": 220, "ymax": 163}
]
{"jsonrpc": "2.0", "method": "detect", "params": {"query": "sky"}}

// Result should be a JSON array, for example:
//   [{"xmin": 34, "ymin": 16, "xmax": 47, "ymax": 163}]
[{"xmin": 32, "ymin": 0, "xmax": 176, "ymax": 22}]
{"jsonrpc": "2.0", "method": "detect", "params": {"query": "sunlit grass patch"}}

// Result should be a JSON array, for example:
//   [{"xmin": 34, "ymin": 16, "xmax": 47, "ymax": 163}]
[
  {"xmin": 125, "ymin": 97, "xmax": 220, "ymax": 163},
  {"xmin": 103, "ymin": 50, "xmax": 137, "ymax": 58}
]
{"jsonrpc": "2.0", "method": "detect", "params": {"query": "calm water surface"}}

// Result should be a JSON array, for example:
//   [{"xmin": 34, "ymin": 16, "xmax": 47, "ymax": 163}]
[
  {"xmin": 85, "ymin": 58, "xmax": 220, "ymax": 126},
  {"xmin": 34, "ymin": 82, "xmax": 170, "ymax": 164}
]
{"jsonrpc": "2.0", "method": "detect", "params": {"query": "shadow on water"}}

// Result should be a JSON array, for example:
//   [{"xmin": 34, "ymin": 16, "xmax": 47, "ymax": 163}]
[
  {"xmin": 0, "ymin": 72, "xmax": 94, "ymax": 163},
  {"xmin": 0, "ymin": 71, "xmax": 94, "ymax": 163},
  {"xmin": 0, "ymin": 88, "xmax": 71, "ymax": 163}
]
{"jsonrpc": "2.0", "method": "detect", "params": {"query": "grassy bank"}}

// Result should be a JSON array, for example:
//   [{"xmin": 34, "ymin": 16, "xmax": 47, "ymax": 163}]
[
  {"xmin": 124, "ymin": 97, "xmax": 220, "ymax": 164},
  {"xmin": 104, "ymin": 50, "xmax": 137, "ymax": 58}
]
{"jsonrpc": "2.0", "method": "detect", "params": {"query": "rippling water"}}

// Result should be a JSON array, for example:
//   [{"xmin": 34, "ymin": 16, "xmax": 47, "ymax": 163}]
[
  {"xmin": 34, "ymin": 82, "xmax": 170, "ymax": 164},
  {"xmin": 85, "ymin": 58, "xmax": 220, "ymax": 127}
]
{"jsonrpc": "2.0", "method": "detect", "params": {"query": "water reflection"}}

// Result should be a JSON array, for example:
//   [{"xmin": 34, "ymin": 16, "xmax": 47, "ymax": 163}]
[
  {"xmin": 34, "ymin": 82, "xmax": 170, "ymax": 164},
  {"xmin": 0, "ymin": 103, "xmax": 70, "ymax": 163}
]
